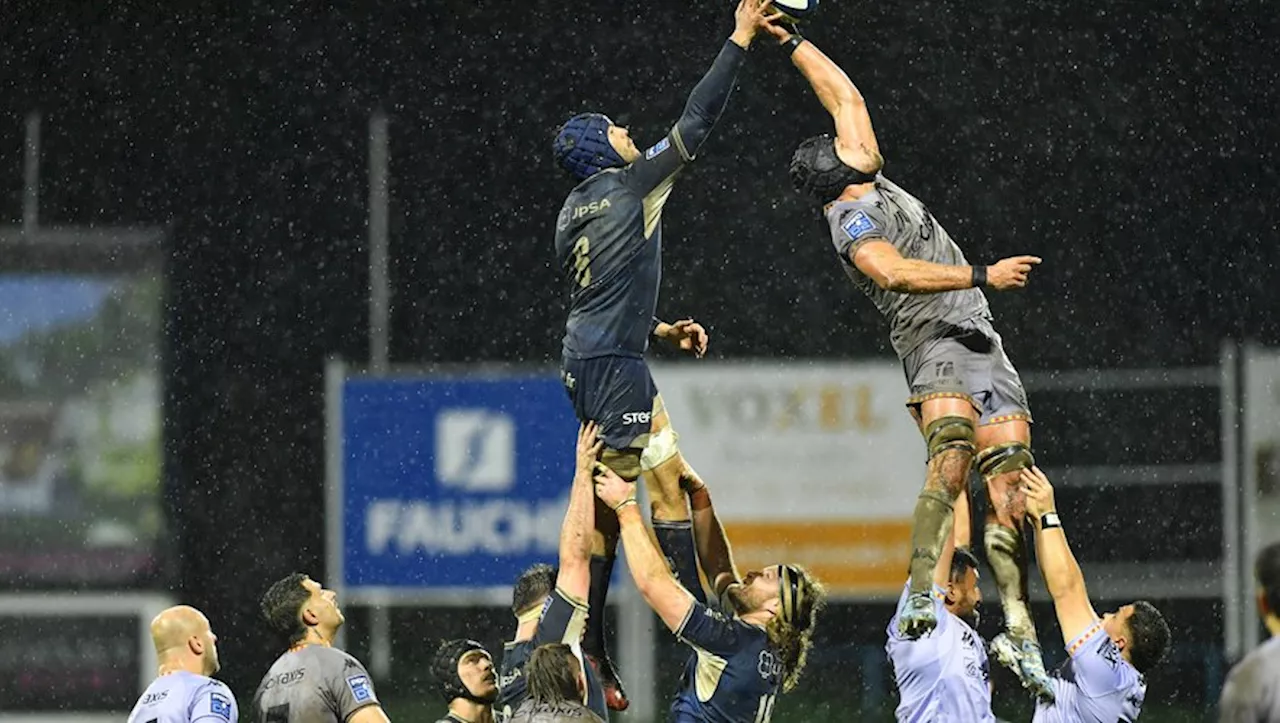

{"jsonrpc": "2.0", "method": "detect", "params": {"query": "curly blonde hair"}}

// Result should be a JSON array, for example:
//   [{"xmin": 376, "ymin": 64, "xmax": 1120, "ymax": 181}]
[{"xmin": 766, "ymin": 565, "xmax": 827, "ymax": 692}]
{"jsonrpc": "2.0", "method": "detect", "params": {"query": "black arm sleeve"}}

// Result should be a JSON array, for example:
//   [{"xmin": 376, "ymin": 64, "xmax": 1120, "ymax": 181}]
[
  {"xmin": 674, "ymin": 39, "xmax": 748, "ymax": 159},
  {"xmin": 620, "ymin": 40, "xmax": 748, "ymax": 196}
]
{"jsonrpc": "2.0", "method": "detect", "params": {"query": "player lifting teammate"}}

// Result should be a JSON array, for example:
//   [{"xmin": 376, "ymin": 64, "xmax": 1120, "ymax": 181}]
[
  {"xmin": 1013, "ymin": 467, "xmax": 1169, "ymax": 721},
  {"xmin": 594, "ymin": 464, "xmax": 826, "ymax": 722},
  {"xmin": 763, "ymin": 19, "xmax": 1054, "ymax": 699},
  {"xmin": 497, "ymin": 424, "xmax": 609, "ymax": 721},
  {"xmin": 885, "ymin": 494, "xmax": 993, "ymax": 721},
  {"xmin": 550, "ymin": 0, "xmax": 775, "ymax": 707}
]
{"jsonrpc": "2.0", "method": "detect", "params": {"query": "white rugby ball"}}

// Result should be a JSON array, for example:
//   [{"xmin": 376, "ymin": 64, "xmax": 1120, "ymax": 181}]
[{"xmin": 773, "ymin": 0, "xmax": 818, "ymax": 21}]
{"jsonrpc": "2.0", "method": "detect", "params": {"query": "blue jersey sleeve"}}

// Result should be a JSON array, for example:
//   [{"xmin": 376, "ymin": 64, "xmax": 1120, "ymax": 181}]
[
  {"xmin": 675, "ymin": 600, "xmax": 745, "ymax": 658},
  {"xmin": 672, "ymin": 39, "xmax": 746, "ymax": 160},
  {"xmin": 190, "ymin": 682, "xmax": 238, "ymax": 723},
  {"xmin": 619, "ymin": 39, "xmax": 746, "ymax": 198},
  {"xmin": 533, "ymin": 588, "xmax": 590, "ymax": 646}
]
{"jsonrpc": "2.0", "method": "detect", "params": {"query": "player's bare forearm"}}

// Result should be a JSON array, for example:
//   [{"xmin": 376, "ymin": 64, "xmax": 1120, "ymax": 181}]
[
  {"xmin": 932, "ymin": 517, "xmax": 958, "ymax": 589},
  {"xmin": 617, "ymin": 504, "xmax": 694, "ymax": 631},
  {"xmin": 556, "ymin": 463, "xmax": 596, "ymax": 601},
  {"xmin": 690, "ymin": 488, "xmax": 739, "ymax": 591},
  {"xmin": 854, "ymin": 243, "xmax": 975, "ymax": 294},
  {"xmin": 1031, "ymin": 518, "xmax": 1088, "ymax": 607},
  {"xmin": 790, "ymin": 40, "xmax": 882, "ymax": 164},
  {"xmin": 790, "ymin": 41, "xmax": 861, "ymax": 116}
]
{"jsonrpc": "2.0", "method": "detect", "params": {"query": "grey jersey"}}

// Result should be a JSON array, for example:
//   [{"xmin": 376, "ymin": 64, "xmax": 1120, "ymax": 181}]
[
  {"xmin": 128, "ymin": 671, "xmax": 238, "ymax": 723},
  {"xmin": 825, "ymin": 176, "xmax": 992, "ymax": 358},
  {"xmin": 1219, "ymin": 636, "xmax": 1280, "ymax": 722},
  {"xmin": 252, "ymin": 645, "xmax": 380, "ymax": 723}
]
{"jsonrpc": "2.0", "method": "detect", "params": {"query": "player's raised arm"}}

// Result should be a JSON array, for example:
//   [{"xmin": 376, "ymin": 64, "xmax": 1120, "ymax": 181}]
[
  {"xmin": 765, "ymin": 23, "xmax": 882, "ymax": 174},
  {"xmin": 556, "ymin": 423, "xmax": 603, "ymax": 604},
  {"xmin": 593, "ymin": 466, "xmax": 695, "ymax": 631},
  {"xmin": 621, "ymin": 0, "xmax": 770, "ymax": 197},
  {"xmin": 682, "ymin": 476, "xmax": 740, "ymax": 597},
  {"xmin": 1020, "ymin": 466, "xmax": 1098, "ymax": 643},
  {"xmin": 674, "ymin": 0, "xmax": 768, "ymax": 156}
]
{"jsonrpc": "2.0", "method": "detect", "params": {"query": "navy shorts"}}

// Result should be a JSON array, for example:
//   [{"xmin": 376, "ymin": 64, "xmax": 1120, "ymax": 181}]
[{"xmin": 561, "ymin": 354, "xmax": 657, "ymax": 451}]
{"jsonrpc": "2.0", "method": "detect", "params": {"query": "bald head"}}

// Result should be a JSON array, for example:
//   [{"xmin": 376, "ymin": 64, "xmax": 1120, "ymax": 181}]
[{"xmin": 151, "ymin": 605, "xmax": 220, "ymax": 676}]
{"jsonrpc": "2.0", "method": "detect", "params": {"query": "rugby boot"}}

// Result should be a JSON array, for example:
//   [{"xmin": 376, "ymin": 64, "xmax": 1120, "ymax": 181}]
[
  {"xmin": 991, "ymin": 632, "xmax": 1056, "ymax": 704},
  {"xmin": 896, "ymin": 591, "xmax": 938, "ymax": 639},
  {"xmin": 585, "ymin": 652, "xmax": 630, "ymax": 711}
]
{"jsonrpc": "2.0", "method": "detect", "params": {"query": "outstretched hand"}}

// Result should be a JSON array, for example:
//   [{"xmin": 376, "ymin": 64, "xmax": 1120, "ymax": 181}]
[
  {"xmin": 988, "ymin": 255, "xmax": 1042, "ymax": 290},
  {"xmin": 1019, "ymin": 466, "xmax": 1057, "ymax": 519},
  {"xmin": 575, "ymin": 422, "xmax": 603, "ymax": 476},
  {"xmin": 661, "ymin": 319, "xmax": 709, "ymax": 358},
  {"xmin": 593, "ymin": 463, "xmax": 637, "ymax": 510},
  {"xmin": 731, "ymin": 0, "xmax": 777, "ymax": 47},
  {"xmin": 759, "ymin": 8, "xmax": 798, "ymax": 44}
]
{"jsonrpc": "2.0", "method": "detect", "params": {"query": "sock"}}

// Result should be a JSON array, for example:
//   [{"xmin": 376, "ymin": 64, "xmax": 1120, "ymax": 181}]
[
  {"xmin": 908, "ymin": 489, "xmax": 955, "ymax": 595},
  {"xmin": 985, "ymin": 522, "xmax": 1036, "ymax": 640},
  {"xmin": 583, "ymin": 554, "xmax": 615, "ymax": 659},
  {"xmin": 652, "ymin": 519, "xmax": 706, "ymax": 604}
]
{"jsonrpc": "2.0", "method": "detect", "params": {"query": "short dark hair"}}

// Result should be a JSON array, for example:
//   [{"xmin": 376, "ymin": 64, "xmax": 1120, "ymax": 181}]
[
  {"xmin": 1256, "ymin": 541, "xmax": 1280, "ymax": 615},
  {"xmin": 261, "ymin": 573, "xmax": 311, "ymax": 646},
  {"xmin": 1125, "ymin": 600, "xmax": 1170, "ymax": 673},
  {"xmin": 525, "ymin": 643, "xmax": 580, "ymax": 704},
  {"xmin": 512, "ymin": 563, "xmax": 556, "ymax": 616},
  {"xmin": 950, "ymin": 547, "xmax": 981, "ymax": 584}
]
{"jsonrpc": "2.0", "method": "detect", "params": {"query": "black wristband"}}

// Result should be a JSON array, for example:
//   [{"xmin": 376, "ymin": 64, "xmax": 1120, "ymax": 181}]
[
  {"xmin": 1040, "ymin": 512, "xmax": 1062, "ymax": 530},
  {"xmin": 784, "ymin": 35, "xmax": 805, "ymax": 55},
  {"xmin": 971, "ymin": 265, "xmax": 988, "ymax": 288}
]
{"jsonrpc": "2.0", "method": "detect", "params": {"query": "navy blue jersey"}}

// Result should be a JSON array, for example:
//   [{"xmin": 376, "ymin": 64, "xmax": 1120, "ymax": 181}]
[
  {"xmin": 497, "ymin": 588, "xmax": 607, "ymax": 722},
  {"xmin": 670, "ymin": 602, "xmax": 782, "ymax": 723},
  {"xmin": 555, "ymin": 40, "xmax": 746, "ymax": 360}
]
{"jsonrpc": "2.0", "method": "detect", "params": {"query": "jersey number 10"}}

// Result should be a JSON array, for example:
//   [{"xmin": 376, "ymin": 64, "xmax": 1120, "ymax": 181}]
[{"xmin": 571, "ymin": 236, "xmax": 591, "ymax": 287}]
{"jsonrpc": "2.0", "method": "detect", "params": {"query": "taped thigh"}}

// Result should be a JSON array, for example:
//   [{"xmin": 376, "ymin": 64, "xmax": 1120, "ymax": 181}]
[{"xmin": 640, "ymin": 424, "xmax": 680, "ymax": 472}]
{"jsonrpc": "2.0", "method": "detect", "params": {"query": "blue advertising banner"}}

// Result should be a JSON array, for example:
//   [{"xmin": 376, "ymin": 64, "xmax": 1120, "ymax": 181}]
[{"xmin": 337, "ymin": 374, "xmax": 579, "ymax": 592}]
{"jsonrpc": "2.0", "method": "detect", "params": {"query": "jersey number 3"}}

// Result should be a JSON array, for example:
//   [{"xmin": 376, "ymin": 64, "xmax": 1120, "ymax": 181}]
[{"xmin": 571, "ymin": 236, "xmax": 591, "ymax": 287}]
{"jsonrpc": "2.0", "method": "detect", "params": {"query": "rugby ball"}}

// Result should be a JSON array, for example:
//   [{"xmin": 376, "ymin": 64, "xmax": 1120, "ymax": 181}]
[{"xmin": 773, "ymin": 0, "xmax": 818, "ymax": 22}]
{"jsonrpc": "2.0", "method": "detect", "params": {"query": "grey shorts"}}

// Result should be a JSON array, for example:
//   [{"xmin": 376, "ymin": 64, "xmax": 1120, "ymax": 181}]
[{"xmin": 902, "ymin": 327, "xmax": 1032, "ymax": 425}]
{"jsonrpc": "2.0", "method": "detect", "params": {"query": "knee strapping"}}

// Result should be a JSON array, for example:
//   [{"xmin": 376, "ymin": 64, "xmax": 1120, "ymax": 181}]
[
  {"xmin": 600, "ymin": 448, "xmax": 643, "ymax": 480},
  {"xmin": 640, "ymin": 425, "xmax": 679, "ymax": 472},
  {"xmin": 924, "ymin": 415, "xmax": 976, "ymax": 460},
  {"xmin": 977, "ymin": 441, "xmax": 1035, "ymax": 478}
]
